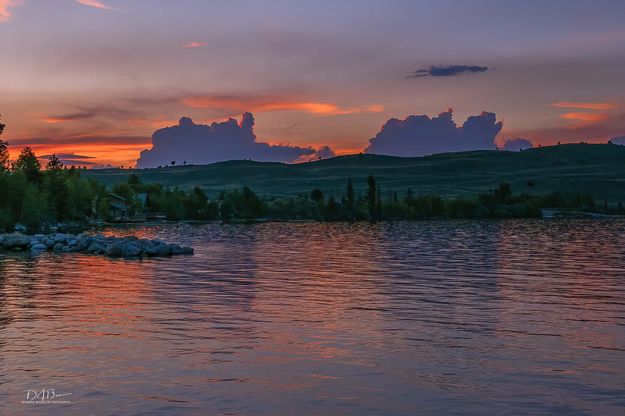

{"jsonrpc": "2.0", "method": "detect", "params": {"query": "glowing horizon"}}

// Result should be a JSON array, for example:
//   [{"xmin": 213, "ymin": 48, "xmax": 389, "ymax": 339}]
[{"xmin": 1, "ymin": 0, "xmax": 624, "ymax": 166}]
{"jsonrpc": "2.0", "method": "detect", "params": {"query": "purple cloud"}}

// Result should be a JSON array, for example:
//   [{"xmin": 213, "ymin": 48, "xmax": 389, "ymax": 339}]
[
  {"xmin": 409, "ymin": 65, "xmax": 490, "ymax": 78},
  {"xmin": 365, "ymin": 110, "xmax": 503, "ymax": 157},
  {"xmin": 136, "ymin": 113, "xmax": 334, "ymax": 168}
]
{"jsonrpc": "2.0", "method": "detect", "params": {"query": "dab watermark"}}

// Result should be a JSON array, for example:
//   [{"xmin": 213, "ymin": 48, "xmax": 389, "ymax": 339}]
[{"xmin": 22, "ymin": 388, "xmax": 72, "ymax": 405}]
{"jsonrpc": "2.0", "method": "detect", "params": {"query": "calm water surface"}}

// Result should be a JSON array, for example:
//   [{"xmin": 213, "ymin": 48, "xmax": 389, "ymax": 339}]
[{"xmin": 1, "ymin": 220, "xmax": 624, "ymax": 415}]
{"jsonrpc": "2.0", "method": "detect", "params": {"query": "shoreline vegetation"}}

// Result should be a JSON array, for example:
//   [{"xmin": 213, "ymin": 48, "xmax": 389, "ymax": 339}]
[{"xmin": 1, "ymin": 121, "xmax": 623, "ymax": 233}]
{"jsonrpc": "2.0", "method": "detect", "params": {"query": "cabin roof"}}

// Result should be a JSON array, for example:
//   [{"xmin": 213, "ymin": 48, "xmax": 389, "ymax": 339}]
[
  {"xmin": 109, "ymin": 192, "xmax": 127, "ymax": 201},
  {"xmin": 136, "ymin": 193, "xmax": 149, "ymax": 205}
]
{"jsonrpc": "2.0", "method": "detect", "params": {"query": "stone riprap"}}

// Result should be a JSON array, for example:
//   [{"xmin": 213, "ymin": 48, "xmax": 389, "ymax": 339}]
[{"xmin": 0, "ymin": 233, "xmax": 194, "ymax": 258}]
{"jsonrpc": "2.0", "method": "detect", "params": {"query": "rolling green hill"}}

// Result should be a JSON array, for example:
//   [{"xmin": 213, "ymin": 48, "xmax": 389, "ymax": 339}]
[{"xmin": 83, "ymin": 144, "xmax": 625, "ymax": 201}]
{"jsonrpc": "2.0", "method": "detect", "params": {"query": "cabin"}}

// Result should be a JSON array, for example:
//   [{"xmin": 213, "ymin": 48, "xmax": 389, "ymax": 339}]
[
  {"xmin": 132, "ymin": 193, "xmax": 150, "ymax": 222},
  {"xmin": 108, "ymin": 193, "xmax": 129, "ymax": 222}
]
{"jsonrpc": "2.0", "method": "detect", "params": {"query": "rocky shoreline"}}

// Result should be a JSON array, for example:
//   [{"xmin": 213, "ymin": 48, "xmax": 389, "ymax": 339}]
[{"xmin": 0, "ymin": 233, "xmax": 194, "ymax": 258}]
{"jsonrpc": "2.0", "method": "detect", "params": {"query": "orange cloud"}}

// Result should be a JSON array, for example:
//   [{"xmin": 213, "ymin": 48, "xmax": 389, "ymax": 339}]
[
  {"xmin": 39, "ymin": 112, "xmax": 95, "ymax": 124},
  {"xmin": 76, "ymin": 0, "xmax": 116, "ymax": 10},
  {"xmin": 0, "ymin": 0, "xmax": 21, "ymax": 22},
  {"xmin": 41, "ymin": 117, "xmax": 68, "ymax": 124},
  {"xmin": 552, "ymin": 101, "xmax": 618, "ymax": 110},
  {"xmin": 367, "ymin": 104, "xmax": 384, "ymax": 113},
  {"xmin": 181, "ymin": 94, "xmax": 383, "ymax": 116},
  {"xmin": 182, "ymin": 41, "xmax": 208, "ymax": 48},
  {"xmin": 560, "ymin": 112, "xmax": 610, "ymax": 123},
  {"xmin": 8, "ymin": 143, "xmax": 147, "ymax": 168}
]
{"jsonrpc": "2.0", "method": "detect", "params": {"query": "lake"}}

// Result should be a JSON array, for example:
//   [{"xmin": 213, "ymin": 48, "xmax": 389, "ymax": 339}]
[{"xmin": 1, "ymin": 220, "xmax": 624, "ymax": 415}]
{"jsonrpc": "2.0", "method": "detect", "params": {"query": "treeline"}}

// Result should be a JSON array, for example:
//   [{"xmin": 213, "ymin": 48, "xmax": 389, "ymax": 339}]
[
  {"xmin": 263, "ymin": 177, "xmax": 605, "ymax": 221},
  {"xmin": 0, "ymin": 120, "xmax": 616, "ymax": 230},
  {"xmin": 121, "ymin": 174, "xmax": 613, "ymax": 222},
  {"xmin": 0, "ymin": 142, "xmax": 105, "ymax": 230}
]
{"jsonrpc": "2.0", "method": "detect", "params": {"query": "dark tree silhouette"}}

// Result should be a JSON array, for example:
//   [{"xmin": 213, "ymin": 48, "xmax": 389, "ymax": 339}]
[
  {"xmin": 494, "ymin": 183, "xmax": 512, "ymax": 203},
  {"xmin": 128, "ymin": 173, "xmax": 142, "ymax": 186},
  {"xmin": 367, "ymin": 175, "xmax": 377, "ymax": 221},
  {"xmin": 310, "ymin": 188, "xmax": 324, "ymax": 203},
  {"xmin": 45, "ymin": 155, "xmax": 69, "ymax": 220},
  {"xmin": 14, "ymin": 147, "xmax": 42, "ymax": 184},
  {"xmin": 345, "ymin": 177, "xmax": 355, "ymax": 219},
  {"xmin": 375, "ymin": 185, "xmax": 382, "ymax": 219},
  {"xmin": 0, "ymin": 116, "xmax": 8, "ymax": 171},
  {"xmin": 46, "ymin": 154, "xmax": 63, "ymax": 171}
]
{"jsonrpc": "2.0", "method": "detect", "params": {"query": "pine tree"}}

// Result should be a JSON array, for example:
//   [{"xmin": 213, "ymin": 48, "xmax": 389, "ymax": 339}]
[
  {"xmin": 375, "ymin": 185, "xmax": 383, "ymax": 220},
  {"xmin": 13, "ymin": 147, "xmax": 42, "ymax": 184},
  {"xmin": 367, "ymin": 175, "xmax": 376, "ymax": 221},
  {"xmin": 345, "ymin": 177, "xmax": 355, "ymax": 219}
]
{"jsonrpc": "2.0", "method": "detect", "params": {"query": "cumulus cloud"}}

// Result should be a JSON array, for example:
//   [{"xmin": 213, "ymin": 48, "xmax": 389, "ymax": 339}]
[
  {"xmin": 610, "ymin": 136, "xmax": 625, "ymax": 145},
  {"xmin": 502, "ymin": 138, "xmax": 533, "ymax": 151},
  {"xmin": 315, "ymin": 145, "xmax": 336, "ymax": 159},
  {"xmin": 408, "ymin": 65, "xmax": 489, "ymax": 78},
  {"xmin": 136, "ymin": 113, "xmax": 335, "ymax": 168},
  {"xmin": 365, "ymin": 109, "xmax": 503, "ymax": 156}
]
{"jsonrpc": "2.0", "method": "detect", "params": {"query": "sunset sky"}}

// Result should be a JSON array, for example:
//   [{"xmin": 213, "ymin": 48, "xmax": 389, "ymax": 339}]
[{"xmin": 1, "ymin": 0, "xmax": 625, "ymax": 167}]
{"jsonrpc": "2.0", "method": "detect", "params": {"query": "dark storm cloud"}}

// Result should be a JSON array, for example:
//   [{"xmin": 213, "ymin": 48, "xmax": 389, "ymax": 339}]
[
  {"xmin": 365, "ymin": 109, "xmax": 503, "ymax": 156},
  {"xmin": 136, "ymin": 113, "xmax": 335, "ymax": 168},
  {"xmin": 408, "ymin": 65, "xmax": 490, "ymax": 78}
]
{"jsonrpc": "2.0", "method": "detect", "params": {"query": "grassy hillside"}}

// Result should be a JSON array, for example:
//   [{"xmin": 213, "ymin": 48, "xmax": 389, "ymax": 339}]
[{"xmin": 83, "ymin": 144, "xmax": 625, "ymax": 201}]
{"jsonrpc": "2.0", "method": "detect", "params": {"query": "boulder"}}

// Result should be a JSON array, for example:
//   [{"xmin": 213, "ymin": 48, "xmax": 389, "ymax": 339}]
[
  {"xmin": 75, "ymin": 235, "xmax": 93, "ymax": 251},
  {"xmin": 105, "ymin": 242, "xmax": 123, "ymax": 257},
  {"xmin": 14, "ymin": 223, "xmax": 27, "ymax": 233},
  {"xmin": 87, "ymin": 242, "xmax": 104, "ymax": 255},
  {"xmin": 105, "ymin": 241, "xmax": 142, "ymax": 257},
  {"xmin": 138, "ymin": 239, "xmax": 155, "ymax": 255},
  {"xmin": 155, "ymin": 245, "xmax": 173, "ymax": 256},
  {"xmin": 0, "ymin": 230, "xmax": 193, "ymax": 258},
  {"xmin": 31, "ymin": 243, "xmax": 47, "ymax": 251},
  {"xmin": 3, "ymin": 234, "xmax": 31, "ymax": 250},
  {"xmin": 171, "ymin": 245, "xmax": 194, "ymax": 255},
  {"xmin": 54, "ymin": 233, "xmax": 67, "ymax": 244},
  {"xmin": 121, "ymin": 243, "xmax": 142, "ymax": 257}
]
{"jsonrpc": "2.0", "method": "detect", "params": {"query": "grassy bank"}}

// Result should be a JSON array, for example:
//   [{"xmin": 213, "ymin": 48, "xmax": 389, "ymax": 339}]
[{"xmin": 84, "ymin": 143, "xmax": 625, "ymax": 202}]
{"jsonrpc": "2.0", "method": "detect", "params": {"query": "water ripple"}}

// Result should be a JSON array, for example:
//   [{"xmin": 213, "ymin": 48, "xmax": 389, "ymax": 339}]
[{"xmin": 1, "ymin": 220, "xmax": 624, "ymax": 415}]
